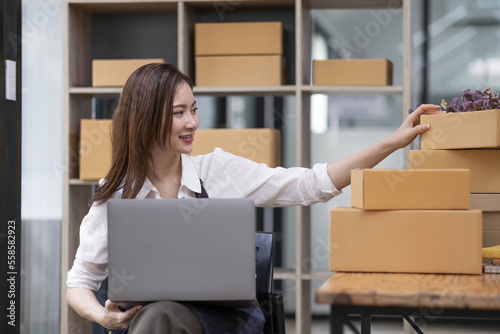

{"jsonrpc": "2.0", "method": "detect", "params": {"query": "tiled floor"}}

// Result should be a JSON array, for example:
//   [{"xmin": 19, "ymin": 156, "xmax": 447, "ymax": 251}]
[{"xmin": 285, "ymin": 316, "xmax": 500, "ymax": 333}]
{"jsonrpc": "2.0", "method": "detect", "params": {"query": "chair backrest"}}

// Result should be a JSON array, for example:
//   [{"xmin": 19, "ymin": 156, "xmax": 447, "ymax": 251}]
[{"xmin": 255, "ymin": 232, "xmax": 276, "ymax": 303}]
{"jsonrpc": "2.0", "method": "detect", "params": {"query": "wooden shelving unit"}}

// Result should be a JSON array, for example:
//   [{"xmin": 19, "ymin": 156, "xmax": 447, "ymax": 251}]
[
  {"xmin": 302, "ymin": 85, "xmax": 404, "ymax": 95},
  {"xmin": 61, "ymin": 1, "xmax": 412, "ymax": 333}
]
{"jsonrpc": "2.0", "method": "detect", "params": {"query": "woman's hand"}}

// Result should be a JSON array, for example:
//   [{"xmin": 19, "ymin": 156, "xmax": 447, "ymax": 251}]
[
  {"xmin": 388, "ymin": 104, "xmax": 443, "ymax": 149},
  {"xmin": 97, "ymin": 300, "xmax": 143, "ymax": 330},
  {"xmin": 67, "ymin": 287, "xmax": 143, "ymax": 330}
]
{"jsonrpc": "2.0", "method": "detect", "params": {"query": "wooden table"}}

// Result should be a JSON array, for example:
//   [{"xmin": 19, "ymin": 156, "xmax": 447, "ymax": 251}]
[{"xmin": 316, "ymin": 272, "xmax": 500, "ymax": 334}]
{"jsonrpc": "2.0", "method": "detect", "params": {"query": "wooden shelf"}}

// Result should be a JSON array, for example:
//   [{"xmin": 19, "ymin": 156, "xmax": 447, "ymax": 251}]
[
  {"xmin": 69, "ymin": 85, "xmax": 297, "ymax": 97},
  {"xmin": 273, "ymin": 268, "xmax": 335, "ymax": 280},
  {"xmin": 67, "ymin": 0, "xmax": 401, "ymax": 12},
  {"xmin": 275, "ymin": 267, "xmax": 297, "ymax": 280},
  {"xmin": 70, "ymin": 85, "xmax": 402, "ymax": 97},
  {"xmin": 69, "ymin": 179, "xmax": 99, "ymax": 186},
  {"xmin": 274, "ymin": 269, "xmax": 334, "ymax": 280},
  {"xmin": 302, "ymin": 85, "xmax": 404, "ymax": 95},
  {"xmin": 183, "ymin": 0, "xmax": 295, "ymax": 8},
  {"xmin": 302, "ymin": 270, "xmax": 334, "ymax": 280},
  {"xmin": 194, "ymin": 85, "xmax": 297, "ymax": 96},
  {"xmin": 306, "ymin": 0, "xmax": 402, "ymax": 9},
  {"xmin": 69, "ymin": 87, "xmax": 122, "ymax": 97},
  {"xmin": 66, "ymin": 0, "xmax": 178, "ymax": 12}
]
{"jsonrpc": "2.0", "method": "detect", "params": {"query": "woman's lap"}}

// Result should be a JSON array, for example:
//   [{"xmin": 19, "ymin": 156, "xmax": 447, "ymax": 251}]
[{"xmin": 110, "ymin": 301, "xmax": 265, "ymax": 334}]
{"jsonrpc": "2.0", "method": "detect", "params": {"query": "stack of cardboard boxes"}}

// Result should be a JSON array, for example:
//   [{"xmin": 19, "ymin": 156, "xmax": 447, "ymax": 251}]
[
  {"xmin": 80, "ymin": 45, "xmax": 285, "ymax": 180},
  {"xmin": 80, "ymin": 58, "xmax": 167, "ymax": 180},
  {"xmin": 410, "ymin": 109, "xmax": 500, "ymax": 248},
  {"xmin": 330, "ymin": 168, "xmax": 483, "ymax": 275},
  {"xmin": 195, "ymin": 22, "xmax": 285, "ymax": 87}
]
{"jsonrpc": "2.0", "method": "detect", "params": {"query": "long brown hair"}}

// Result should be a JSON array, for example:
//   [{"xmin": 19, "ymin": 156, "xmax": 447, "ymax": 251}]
[{"xmin": 93, "ymin": 63, "xmax": 193, "ymax": 204}]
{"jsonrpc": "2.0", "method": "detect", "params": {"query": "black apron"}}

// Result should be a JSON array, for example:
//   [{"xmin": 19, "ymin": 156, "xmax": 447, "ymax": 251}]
[{"xmin": 111, "ymin": 180, "xmax": 266, "ymax": 334}]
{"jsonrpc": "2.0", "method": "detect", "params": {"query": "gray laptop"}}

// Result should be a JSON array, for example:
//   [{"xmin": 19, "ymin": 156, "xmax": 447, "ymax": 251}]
[{"xmin": 107, "ymin": 198, "xmax": 257, "ymax": 307}]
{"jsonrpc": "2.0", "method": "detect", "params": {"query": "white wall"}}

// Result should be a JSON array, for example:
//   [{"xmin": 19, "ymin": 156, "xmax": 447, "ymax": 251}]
[
  {"xmin": 21, "ymin": 1, "xmax": 63, "ymax": 332},
  {"xmin": 21, "ymin": 0, "xmax": 63, "ymax": 221}
]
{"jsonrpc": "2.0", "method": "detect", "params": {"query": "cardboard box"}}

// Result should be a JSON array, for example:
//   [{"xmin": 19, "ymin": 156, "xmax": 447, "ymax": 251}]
[
  {"xmin": 79, "ymin": 119, "xmax": 112, "ymax": 180},
  {"xmin": 351, "ymin": 169, "xmax": 470, "ymax": 210},
  {"xmin": 483, "ymin": 212, "xmax": 500, "ymax": 232},
  {"xmin": 195, "ymin": 22, "xmax": 282, "ymax": 56},
  {"xmin": 421, "ymin": 109, "xmax": 500, "ymax": 150},
  {"xmin": 191, "ymin": 129, "xmax": 281, "ymax": 167},
  {"xmin": 409, "ymin": 150, "xmax": 500, "ymax": 193},
  {"xmin": 471, "ymin": 194, "xmax": 500, "ymax": 211},
  {"xmin": 330, "ymin": 208, "xmax": 482, "ymax": 275},
  {"xmin": 313, "ymin": 59, "xmax": 392, "ymax": 86},
  {"xmin": 471, "ymin": 195, "xmax": 500, "ymax": 248},
  {"xmin": 92, "ymin": 58, "xmax": 166, "ymax": 87},
  {"xmin": 482, "ymin": 212, "xmax": 500, "ymax": 248},
  {"xmin": 195, "ymin": 55, "xmax": 284, "ymax": 87},
  {"xmin": 484, "ymin": 231, "xmax": 500, "ymax": 249}
]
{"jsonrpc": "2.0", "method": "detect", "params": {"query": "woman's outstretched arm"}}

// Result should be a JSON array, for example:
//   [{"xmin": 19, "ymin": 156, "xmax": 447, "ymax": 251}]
[{"xmin": 327, "ymin": 104, "xmax": 443, "ymax": 190}]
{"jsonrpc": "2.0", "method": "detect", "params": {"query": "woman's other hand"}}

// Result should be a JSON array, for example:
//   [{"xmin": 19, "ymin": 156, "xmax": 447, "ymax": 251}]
[
  {"xmin": 389, "ymin": 104, "xmax": 443, "ymax": 149},
  {"xmin": 98, "ymin": 300, "xmax": 143, "ymax": 330}
]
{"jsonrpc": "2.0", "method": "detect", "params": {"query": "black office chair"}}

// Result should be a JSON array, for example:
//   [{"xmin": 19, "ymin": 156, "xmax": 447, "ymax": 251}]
[
  {"xmin": 255, "ymin": 232, "xmax": 286, "ymax": 334},
  {"xmin": 97, "ymin": 232, "xmax": 287, "ymax": 334}
]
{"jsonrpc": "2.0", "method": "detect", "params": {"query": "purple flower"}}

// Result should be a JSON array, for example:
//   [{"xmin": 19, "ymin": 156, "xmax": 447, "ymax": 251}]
[
  {"xmin": 492, "ymin": 99, "xmax": 500, "ymax": 109},
  {"xmin": 462, "ymin": 89, "xmax": 474, "ymax": 102},
  {"xmin": 446, "ymin": 97, "xmax": 460, "ymax": 113},
  {"xmin": 472, "ymin": 90, "xmax": 483, "ymax": 101},
  {"xmin": 463, "ymin": 101, "xmax": 473, "ymax": 112},
  {"xmin": 408, "ymin": 104, "xmax": 420, "ymax": 114},
  {"xmin": 442, "ymin": 87, "xmax": 499, "ymax": 112},
  {"xmin": 482, "ymin": 86, "xmax": 500, "ymax": 109},
  {"xmin": 472, "ymin": 100, "xmax": 484, "ymax": 111}
]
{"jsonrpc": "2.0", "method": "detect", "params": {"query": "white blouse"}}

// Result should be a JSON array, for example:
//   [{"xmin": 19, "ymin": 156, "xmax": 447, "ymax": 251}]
[{"xmin": 66, "ymin": 148, "xmax": 341, "ymax": 291}]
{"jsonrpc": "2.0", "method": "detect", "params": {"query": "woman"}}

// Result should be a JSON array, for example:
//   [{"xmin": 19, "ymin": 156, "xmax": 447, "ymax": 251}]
[{"xmin": 66, "ymin": 63, "xmax": 441, "ymax": 333}]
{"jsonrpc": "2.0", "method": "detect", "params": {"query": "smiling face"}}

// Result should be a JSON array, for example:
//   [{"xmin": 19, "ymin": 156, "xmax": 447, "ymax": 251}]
[{"xmin": 166, "ymin": 81, "xmax": 199, "ymax": 155}]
